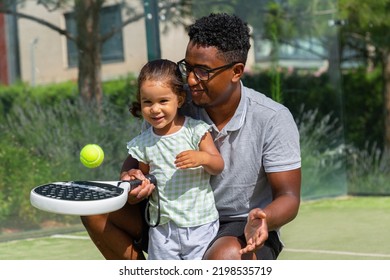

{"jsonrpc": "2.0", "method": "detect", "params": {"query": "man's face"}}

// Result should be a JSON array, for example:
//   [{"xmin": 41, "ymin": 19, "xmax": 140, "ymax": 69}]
[{"xmin": 182, "ymin": 41, "xmax": 237, "ymax": 108}]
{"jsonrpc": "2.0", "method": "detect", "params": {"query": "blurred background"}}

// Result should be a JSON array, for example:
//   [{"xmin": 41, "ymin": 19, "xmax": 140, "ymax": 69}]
[{"xmin": 0, "ymin": 0, "xmax": 388, "ymax": 247}]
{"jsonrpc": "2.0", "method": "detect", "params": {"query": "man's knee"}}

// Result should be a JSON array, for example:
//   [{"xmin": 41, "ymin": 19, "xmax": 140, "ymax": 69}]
[{"xmin": 204, "ymin": 237, "xmax": 244, "ymax": 260}]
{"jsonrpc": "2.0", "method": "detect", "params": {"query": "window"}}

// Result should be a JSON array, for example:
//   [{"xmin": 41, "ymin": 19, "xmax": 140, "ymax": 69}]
[{"xmin": 65, "ymin": 4, "xmax": 124, "ymax": 67}]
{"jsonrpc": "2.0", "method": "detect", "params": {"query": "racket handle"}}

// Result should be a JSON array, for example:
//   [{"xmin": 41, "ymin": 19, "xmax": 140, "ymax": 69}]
[{"xmin": 125, "ymin": 174, "xmax": 157, "ymax": 190}]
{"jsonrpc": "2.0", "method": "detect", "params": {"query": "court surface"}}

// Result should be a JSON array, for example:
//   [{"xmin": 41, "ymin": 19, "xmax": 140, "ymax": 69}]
[{"xmin": 1, "ymin": 196, "xmax": 389, "ymax": 260}]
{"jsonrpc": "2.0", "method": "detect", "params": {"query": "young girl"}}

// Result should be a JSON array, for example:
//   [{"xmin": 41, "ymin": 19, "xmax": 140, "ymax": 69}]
[{"xmin": 127, "ymin": 59, "xmax": 224, "ymax": 259}]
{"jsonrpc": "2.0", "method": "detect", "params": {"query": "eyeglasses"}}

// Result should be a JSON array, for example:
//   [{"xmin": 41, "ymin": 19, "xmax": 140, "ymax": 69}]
[{"xmin": 177, "ymin": 59, "xmax": 239, "ymax": 81}]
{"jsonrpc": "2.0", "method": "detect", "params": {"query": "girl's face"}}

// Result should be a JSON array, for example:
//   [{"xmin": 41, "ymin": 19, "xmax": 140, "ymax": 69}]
[{"xmin": 140, "ymin": 80, "xmax": 184, "ymax": 135}]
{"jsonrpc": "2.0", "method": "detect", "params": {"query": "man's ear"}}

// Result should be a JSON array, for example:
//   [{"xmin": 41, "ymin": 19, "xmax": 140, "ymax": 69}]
[{"xmin": 232, "ymin": 63, "xmax": 245, "ymax": 82}]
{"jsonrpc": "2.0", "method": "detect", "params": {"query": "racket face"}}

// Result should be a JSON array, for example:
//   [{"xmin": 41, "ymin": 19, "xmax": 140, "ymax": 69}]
[
  {"xmin": 33, "ymin": 181, "xmax": 124, "ymax": 201},
  {"xmin": 30, "ymin": 181, "xmax": 129, "ymax": 216}
]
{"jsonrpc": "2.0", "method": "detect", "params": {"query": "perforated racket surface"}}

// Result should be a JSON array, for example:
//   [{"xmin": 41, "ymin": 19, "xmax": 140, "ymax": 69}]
[
  {"xmin": 33, "ymin": 181, "xmax": 124, "ymax": 201},
  {"xmin": 30, "ymin": 175, "xmax": 156, "ymax": 216}
]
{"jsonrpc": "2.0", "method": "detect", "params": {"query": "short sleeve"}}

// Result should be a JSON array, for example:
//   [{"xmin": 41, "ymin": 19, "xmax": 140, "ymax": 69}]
[
  {"xmin": 188, "ymin": 118, "xmax": 211, "ymax": 147},
  {"xmin": 263, "ymin": 109, "xmax": 301, "ymax": 172},
  {"xmin": 127, "ymin": 135, "xmax": 148, "ymax": 164}
]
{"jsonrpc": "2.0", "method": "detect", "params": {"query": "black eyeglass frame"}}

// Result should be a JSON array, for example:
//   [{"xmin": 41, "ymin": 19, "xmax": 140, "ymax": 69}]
[{"xmin": 177, "ymin": 59, "xmax": 240, "ymax": 81}]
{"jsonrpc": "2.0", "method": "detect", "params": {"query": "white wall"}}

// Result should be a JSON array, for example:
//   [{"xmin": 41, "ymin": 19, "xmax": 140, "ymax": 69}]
[{"xmin": 16, "ymin": 1, "xmax": 189, "ymax": 85}]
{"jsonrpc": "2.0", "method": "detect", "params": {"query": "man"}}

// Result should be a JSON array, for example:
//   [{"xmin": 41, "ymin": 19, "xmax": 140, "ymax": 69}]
[{"xmin": 81, "ymin": 13, "xmax": 301, "ymax": 260}]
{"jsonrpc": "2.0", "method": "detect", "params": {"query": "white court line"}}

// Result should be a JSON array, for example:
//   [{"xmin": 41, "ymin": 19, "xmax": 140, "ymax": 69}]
[
  {"xmin": 51, "ymin": 234, "xmax": 90, "ymax": 240},
  {"xmin": 47, "ymin": 236, "xmax": 390, "ymax": 258},
  {"xmin": 284, "ymin": 248, "xmax": 390, "ymax": 258}
]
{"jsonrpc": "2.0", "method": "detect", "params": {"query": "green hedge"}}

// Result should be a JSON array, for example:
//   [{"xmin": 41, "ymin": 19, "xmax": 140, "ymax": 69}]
[
  {"xmin": 0, "ymin": 74, "xmax": 138, "ymax": 123},
  {"xmin": 103, "ymin": 74, "xmax": 138, "ymax": 109},
  {"xmin": 242, "ymin": 67, "xmax": 383, "ymax": 150}
]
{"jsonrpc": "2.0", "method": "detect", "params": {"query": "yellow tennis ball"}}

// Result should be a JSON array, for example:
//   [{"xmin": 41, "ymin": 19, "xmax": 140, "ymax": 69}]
[{"xmin": 80, "ymin": 144, "xmax": 104, "ymax": 168}]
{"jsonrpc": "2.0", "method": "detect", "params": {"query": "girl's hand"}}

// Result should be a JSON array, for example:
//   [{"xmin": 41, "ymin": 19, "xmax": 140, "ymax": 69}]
[{"xmin": 175, "ymin": 150, "xmax": 203, "ymax": 169}]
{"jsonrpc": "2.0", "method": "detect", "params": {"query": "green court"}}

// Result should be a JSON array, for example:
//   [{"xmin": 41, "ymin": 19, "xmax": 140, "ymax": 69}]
[
  {"xmin": 1, "ymin": 196, "xmax": 389, "ymax": 260},
  {"xmin": 279, "ymin": 196, "xmax": 390, "ymax": 260}
]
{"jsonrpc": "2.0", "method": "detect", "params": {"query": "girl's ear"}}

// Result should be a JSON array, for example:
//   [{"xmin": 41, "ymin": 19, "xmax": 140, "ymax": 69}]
[{"xmin": 178, "ymin": 94, "xmax": 185, "ymax": 108}]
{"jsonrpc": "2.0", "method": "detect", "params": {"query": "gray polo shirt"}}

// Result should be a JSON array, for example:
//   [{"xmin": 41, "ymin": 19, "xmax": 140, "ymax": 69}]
[{"xmin": 182, "ymin": 84, "xmax": 301, "ymax": 221}]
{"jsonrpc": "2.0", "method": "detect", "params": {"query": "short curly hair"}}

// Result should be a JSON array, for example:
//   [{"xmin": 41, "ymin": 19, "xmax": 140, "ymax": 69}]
[{"xmin": 187, "ymin": 13, "xmax": 251, "ymax": 64}]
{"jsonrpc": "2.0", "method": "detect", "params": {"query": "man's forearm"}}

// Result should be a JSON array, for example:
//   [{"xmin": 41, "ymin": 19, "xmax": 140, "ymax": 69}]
[{"xmin": 120, "ymin": 155, "xmax": 139, "ymax": 173}]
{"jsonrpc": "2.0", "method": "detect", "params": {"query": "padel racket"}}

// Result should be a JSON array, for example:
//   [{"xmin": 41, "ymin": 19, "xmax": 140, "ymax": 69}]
[{"xmin": 30, "ymin": 175, "xmax": 157, "ymax": 217}]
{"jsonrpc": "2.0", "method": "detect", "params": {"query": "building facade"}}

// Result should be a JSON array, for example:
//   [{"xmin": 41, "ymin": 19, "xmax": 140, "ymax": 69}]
[{"xmin": 3, "ymin": 1, "xmax": 191, "ymax": 86}]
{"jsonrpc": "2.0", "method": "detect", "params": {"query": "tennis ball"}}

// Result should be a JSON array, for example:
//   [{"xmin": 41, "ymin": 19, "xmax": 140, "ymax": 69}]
[{"xmin": 80, "ymin": 144, "xmax": 104, "ymax": 168}]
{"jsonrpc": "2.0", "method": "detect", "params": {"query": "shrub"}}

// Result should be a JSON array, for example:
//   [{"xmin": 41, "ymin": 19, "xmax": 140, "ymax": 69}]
[
  {"xmin": 346, "ymin": 144, "xmax": 390, "ymax": 195},
  {"xmin": 296, "ymin": 108, "xmax": 348, "ymax": 199},
  {"xmin": 0, "ymin": 97, "xmax": 141, "ymax": 228},
  {"xmin": 103, "ymin": 74, "xmax": 138, "ymax": 109}
]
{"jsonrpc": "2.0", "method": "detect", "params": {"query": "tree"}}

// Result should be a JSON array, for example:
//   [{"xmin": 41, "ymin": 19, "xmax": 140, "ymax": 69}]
[
  {"xmin": 0, "ymin": 0, "xmax": 191, "ymax": 107},
  {"xmin": 338, "ymin": 0, "xmax": 390, "ymax": 153},
  {"xmin": 243, "ymin": 0, "xmax": 390, "ymax": 153},
  {"xmin": 195, "ymin": 0, "xmax": 341, "ymax": 104}
]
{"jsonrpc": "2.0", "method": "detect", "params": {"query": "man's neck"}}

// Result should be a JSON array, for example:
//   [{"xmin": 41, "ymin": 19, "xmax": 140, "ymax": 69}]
[{"xmin": 206, "ymin": 87, "xmax": 241, "ymax": 131}]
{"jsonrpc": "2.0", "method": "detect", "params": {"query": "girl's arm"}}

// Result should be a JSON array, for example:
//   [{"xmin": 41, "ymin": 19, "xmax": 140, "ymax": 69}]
[{"xmin": 175, "ymin": 132, "xmax": 224, "ymax": 175}]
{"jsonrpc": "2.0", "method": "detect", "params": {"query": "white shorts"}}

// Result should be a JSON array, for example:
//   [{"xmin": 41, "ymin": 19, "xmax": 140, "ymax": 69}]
[{"xmin": 147, "ymin": 219, "xmax": 219, "ymax": 260}]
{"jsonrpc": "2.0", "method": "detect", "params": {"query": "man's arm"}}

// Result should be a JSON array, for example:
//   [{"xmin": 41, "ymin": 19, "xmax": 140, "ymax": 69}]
[
  {"xmin": 264, "ymin": 168, "xmax": 301, "ymax": 230},
  {"xmin": 120, "ymin": 155, "xmax": 141, "ymax": 180},
  {"xmin": 240, "ymin": 168, "xmax": 301, "ymax": 254}
]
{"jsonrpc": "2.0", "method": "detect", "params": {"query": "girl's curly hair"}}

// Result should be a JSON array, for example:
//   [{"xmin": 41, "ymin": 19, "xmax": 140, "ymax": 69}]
[
  {"xmin": 130, "ymin": 59, "xmax": 185, "ymax": 118},
  {"xmin": 187, "ymin": 13, "xmax": 251, "ymax": 64}
]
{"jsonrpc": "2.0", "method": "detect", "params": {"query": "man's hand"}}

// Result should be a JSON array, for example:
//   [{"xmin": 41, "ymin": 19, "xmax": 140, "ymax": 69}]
[
  {"xmin": 239, "ymin": 208, "xmax": 268, "ymax": 255},
  {"xmin": 120, "ymin": 169, "xmax": 155, "ymax": 204}
]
